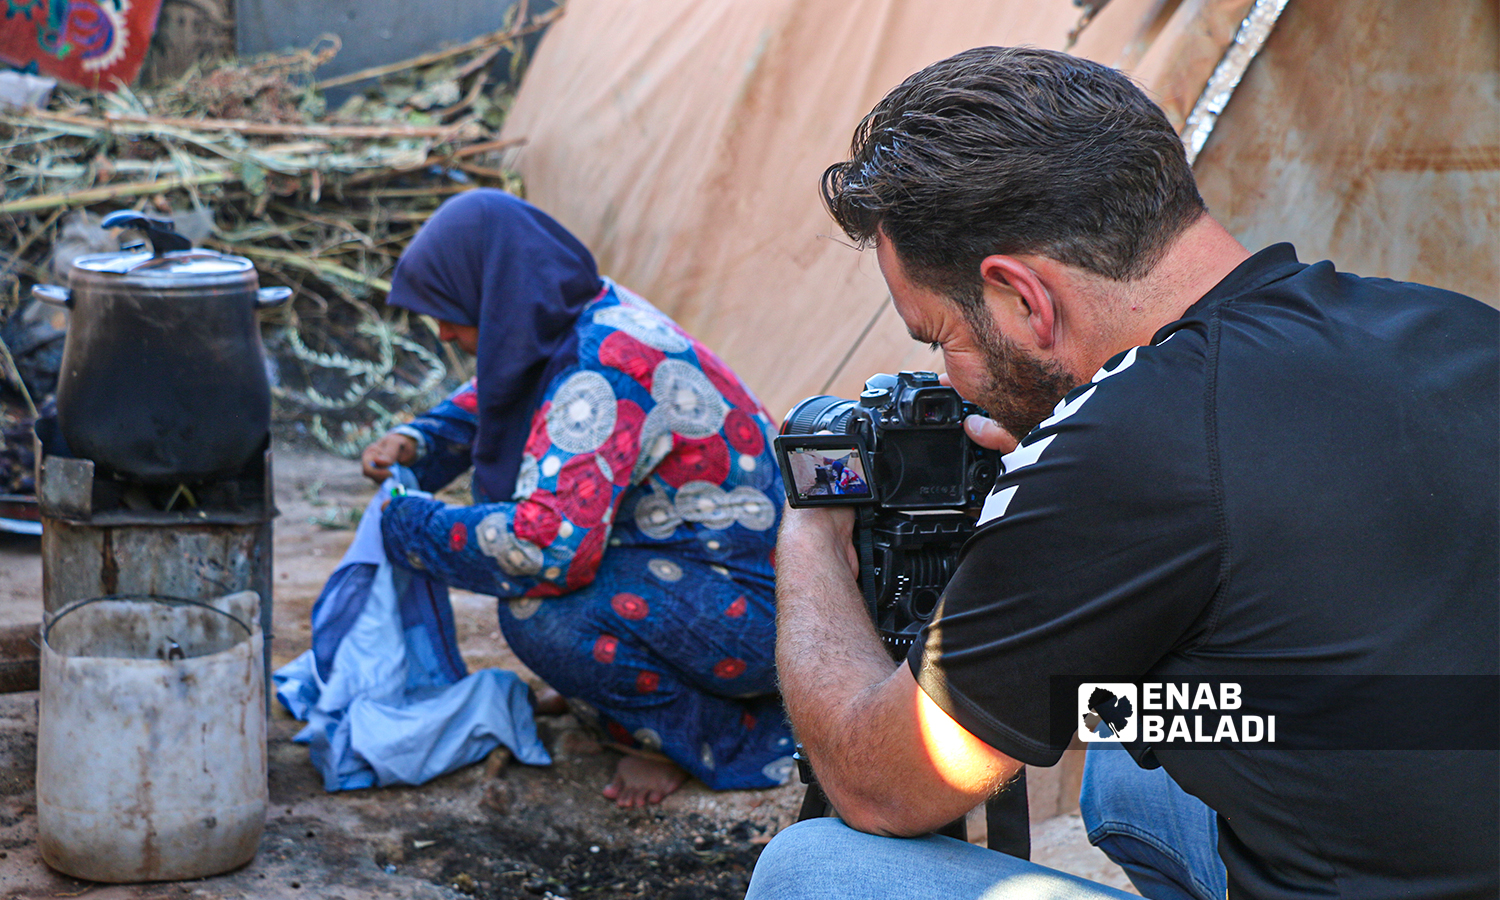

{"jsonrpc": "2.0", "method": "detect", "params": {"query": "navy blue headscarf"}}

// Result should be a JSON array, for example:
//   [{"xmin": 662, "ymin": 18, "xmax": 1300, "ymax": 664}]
[{"xmin": 386, "ymin": 190, "xmax": 604, "ymax": 502}]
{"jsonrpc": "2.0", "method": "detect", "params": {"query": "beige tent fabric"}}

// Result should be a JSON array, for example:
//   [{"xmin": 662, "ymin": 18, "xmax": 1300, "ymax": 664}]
[
  {"xmin": 501, "ymin": 0, "xmax": 1496, "ymax": 417},
  {"xmin": 1194, "ymin": 0, "xmax": 1498, "ymax": 306}
]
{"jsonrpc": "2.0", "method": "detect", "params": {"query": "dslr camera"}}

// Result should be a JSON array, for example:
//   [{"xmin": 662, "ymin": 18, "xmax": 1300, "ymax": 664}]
[
  {"xmin": 775, "ymin": 373, "xmax": 1030, "ymax": 855},
  {"xmin": 774, "ymin": 371, "xmax": 1000, "ymax": 656}
]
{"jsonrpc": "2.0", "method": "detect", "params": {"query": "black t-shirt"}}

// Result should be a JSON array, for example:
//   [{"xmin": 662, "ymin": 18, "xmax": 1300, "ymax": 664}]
[{"xmin": 912, "ymin": 245, "xmax": 1499, "ymax": 899}]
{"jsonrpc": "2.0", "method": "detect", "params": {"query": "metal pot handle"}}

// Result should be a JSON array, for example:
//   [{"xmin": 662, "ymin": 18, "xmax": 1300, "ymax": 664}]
[
  {"xmin": 100, "ymin": 210, "xmax": 192, "ymax": 256},
  {"xmin": 256, "ymin": 287, "xmax": 292, "ymax": 309},
  {"xmin": 31, "ymin": 284, "xmax": 71, "ymax": 308}
]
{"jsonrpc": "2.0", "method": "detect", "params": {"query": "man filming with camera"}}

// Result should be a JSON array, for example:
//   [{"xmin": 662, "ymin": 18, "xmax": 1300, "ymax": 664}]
[{"xmin": 748, "ymin": 46, "xmax": 1497, "ymax": 900}]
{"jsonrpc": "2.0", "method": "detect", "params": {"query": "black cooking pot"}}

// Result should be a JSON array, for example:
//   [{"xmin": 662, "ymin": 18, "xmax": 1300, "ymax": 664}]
[{"xmin": 32, "ymin": 214, "xmax": 290, "ymax": 484}]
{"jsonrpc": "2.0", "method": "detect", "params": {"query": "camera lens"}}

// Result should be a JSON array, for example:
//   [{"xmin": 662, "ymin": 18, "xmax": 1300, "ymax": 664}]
[{"xmin": 781, "ymin": 395, "xmax": 859, "ymax": 435}]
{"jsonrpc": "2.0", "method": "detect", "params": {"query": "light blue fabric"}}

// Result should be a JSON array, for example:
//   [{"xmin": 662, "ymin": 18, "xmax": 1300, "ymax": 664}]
[
  {"xmin": 746, "ymin": 818, "xmax": 1138, "ymax": 900},
  {"xmin": 273, "ymin": 469, "xmax": 551, "ymax": 791},
  {"xmin": 1079, "ymin": 742, "xmax": 1226, "ymax": 900}
]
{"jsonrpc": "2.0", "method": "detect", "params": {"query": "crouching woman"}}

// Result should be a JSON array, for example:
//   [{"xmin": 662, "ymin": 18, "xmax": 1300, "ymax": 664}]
[{"xmin": 364, "ymin": 189, "xmax": 793, "ymax": 807}]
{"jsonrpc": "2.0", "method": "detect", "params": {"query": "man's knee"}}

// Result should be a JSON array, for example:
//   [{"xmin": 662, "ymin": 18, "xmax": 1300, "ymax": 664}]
[
  {"xmin": 753, "ymin": 817, "xmax": 854, "ymax": 868},
  {"xmin": 1080, "ymin": 741, "xmax": 1138, "ymax": 839},
  {"xmin": 746, "ymin": 818, "xmax": 863, "ymax": 900}
]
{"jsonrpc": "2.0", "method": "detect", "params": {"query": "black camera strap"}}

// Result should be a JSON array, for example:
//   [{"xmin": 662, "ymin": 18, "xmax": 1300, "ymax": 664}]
[
  {"xmin": 856, "ymin": 506, "xmax": 878, "ymax": 625},
  {"xmin": 986, "ymin": 773, "xmax": 1031, "ymax": 859}
]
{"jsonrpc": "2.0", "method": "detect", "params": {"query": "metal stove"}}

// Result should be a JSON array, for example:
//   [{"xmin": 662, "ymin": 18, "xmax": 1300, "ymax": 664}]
[{"xmin": 35, "ymin": 418, "xmax": 275, "ymax": 677}]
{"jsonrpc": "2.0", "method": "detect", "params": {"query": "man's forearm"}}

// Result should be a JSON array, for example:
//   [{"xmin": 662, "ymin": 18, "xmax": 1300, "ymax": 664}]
[
  {"xmin": 774, "ymin": 507, "xmax": 1017, "ymax": 835},
  {"xmin": 774, "ymin": 510, "xmax": 895, "ymax": 722},
  {"xmin": 774, "ymin": 510, "xmax": 1020, "ymax": 834},
  {"xmin": 774, "ymin": 508, "xmax": 906, "ymax": 825}
]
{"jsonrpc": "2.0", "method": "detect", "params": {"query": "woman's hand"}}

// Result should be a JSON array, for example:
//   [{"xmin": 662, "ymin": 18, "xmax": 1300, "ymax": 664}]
[{"xmin": 361, "ymin": 433, "xmax": 417, "ymax": 483}]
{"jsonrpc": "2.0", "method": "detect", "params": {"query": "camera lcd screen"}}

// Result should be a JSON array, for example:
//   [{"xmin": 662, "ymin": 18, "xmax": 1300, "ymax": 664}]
[
  {"xmin": 880, "ymin": 427, "xmax": 970, "ymax": 508},
  {"xmin": 774, "ymin": 435, "xmax": 875, "ymax": 507}
]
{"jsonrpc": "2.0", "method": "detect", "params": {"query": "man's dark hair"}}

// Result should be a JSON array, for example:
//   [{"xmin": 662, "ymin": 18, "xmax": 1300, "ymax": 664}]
[{"xmin": 822, "ymin": 46, "xmax": 1207, "ymax": 305}]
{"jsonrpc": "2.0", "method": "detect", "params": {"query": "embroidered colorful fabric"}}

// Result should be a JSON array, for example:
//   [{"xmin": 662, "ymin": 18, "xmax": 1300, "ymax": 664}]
[
  {"xmin": 0, "ymin": 0, "xmax": 163, "ymax": 89},
  {"xmin": 382, "ymin": 280, "xmax": 793, "ymax": 789}
]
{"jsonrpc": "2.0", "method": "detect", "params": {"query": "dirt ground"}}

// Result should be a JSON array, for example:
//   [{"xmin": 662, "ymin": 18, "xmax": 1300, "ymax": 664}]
[{"xmin": 0, "ymin": 438, "xmax": 1133, "ymax": 899}]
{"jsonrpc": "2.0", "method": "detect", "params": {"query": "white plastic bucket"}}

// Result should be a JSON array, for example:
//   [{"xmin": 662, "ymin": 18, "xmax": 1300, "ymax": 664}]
[{"xmin": 37, "ymin": 592, "xmax": 267, "ymax": 882}]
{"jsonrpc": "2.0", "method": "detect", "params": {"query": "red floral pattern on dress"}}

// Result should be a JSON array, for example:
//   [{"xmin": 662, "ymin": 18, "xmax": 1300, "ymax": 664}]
[
  {"xmin": 611, "ymin": 592, "xmax": 650, "ymax": 620},
  {"xmin": 713, "ymin": 658, "xmax": 747, "ymax": 679},
  {"xmin": 606, "ymin": 721, "xmax": 635, "ymax": 745},
  {"xmin": 655, "ymin": 434, "xmax": 731, "ymax": 488},
  {"xmin": 451, "ymin": 380, "xmax": 480, "ymax": 414},
  {"xmin": 514, "ymin": 490, "xmax": 563, "ymax": 546},
  {"xmin": 525, "ymin": 402, "xmax": 552, "ymax": 459},
  {"xmin": 556, "ymin": 455, "xmax": 612, "ymax": 527},
  {"xmin": 696, "ymin": 343, "xmax": 754, "ymax": 410},
  {"xmin": 383, "ymin": 287, "xmax": 793, "ymax": 787},
  {"xmin": 723, "ymin": 408, "xmax": 764, "ymax": 456},
  {"xmin": 599, "ymin": 331, "xmax": 665, "ymax": 388},
  {"xmin": 596, "ymin": 400, "xmax": 645, "ymax": 487},
  {"xmin": 567, "ymin": 526, "xmax": 608, "ymax": 591},
  {"xmin": 448, "ymin": 523, "xmax": 468, "ymax": 551}
]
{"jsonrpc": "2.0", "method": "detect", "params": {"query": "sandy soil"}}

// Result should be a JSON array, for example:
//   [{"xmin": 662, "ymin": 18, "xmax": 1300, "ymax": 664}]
[{"xmin": 0, "ymin": 438, "xmax": 1134, "ymax": 899}]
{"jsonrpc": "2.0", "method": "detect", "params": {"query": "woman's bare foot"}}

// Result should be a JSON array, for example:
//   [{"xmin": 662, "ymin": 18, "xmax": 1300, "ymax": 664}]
[{"xmin": 602, "ymin": 754, "xmax": 688, "ymax": 808}]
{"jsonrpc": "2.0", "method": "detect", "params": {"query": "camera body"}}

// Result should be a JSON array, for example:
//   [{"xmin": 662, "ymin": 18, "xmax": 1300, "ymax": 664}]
[
  {"xmin": 778, "ymin": 373, "xmax": 1030, "ymax": 854},
  {"xmin": 774, "ymin": 371, "xmax": 1000, "ymax": 655},
  {"xmin": 775, "ymin": 371, "xmax": 996, "ymax": 511}
]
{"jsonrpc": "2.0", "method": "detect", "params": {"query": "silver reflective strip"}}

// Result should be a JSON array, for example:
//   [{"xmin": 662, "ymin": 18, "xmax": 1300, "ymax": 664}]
[{"xmin": 1182, "ymin": 0, "xmax": 1293, "ymax": 165}]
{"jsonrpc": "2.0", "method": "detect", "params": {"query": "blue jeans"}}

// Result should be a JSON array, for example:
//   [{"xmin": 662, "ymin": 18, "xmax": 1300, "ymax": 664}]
[
  {"xmin": 746, "ymin": 818, "xmax": 1138, "ymax": 900},
  {"xmin": 1079, "ymin": 742, "xmax": 1227, "ymax": 900},
  {"xmin": 745, "ymin": 745, "xmax": 1230, "ymax": 900}
]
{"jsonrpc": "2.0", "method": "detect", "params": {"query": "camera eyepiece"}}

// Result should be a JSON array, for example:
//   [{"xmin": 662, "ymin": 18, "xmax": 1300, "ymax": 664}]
[{"xmin": 907, "ymin": 391, "xmax": 962, "ymax": 426}]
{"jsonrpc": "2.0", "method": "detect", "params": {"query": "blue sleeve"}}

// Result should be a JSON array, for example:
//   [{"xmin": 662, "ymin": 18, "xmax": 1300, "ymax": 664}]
[
  {"xmin": 399, "ymin": 379, "xmax": 479, "ymax": 493},
  {"xmin": 379, "ymin": 494, "xmax": 534, "ymax": 597},
  {"xmin": 380, "ymin": 352, "xmax": 645, "ymax": 599}
]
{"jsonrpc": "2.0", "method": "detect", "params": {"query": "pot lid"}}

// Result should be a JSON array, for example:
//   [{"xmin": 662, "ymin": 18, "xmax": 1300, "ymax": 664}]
[{"xmin": 72, "ymin": 250, "xmax": 255, "ymax": 278}]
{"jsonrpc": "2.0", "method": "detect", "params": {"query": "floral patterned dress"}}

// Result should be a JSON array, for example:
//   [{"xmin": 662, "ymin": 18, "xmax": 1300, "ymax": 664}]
[{"xmin": 381, "ymin": 280, "xmax": 794, "ymax": 789}]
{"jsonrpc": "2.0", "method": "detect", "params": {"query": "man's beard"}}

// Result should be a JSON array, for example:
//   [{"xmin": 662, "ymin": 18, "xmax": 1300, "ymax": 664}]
[{"xmin": 962, "ymin": 308, "xmax": 1080, "ymax": 440}]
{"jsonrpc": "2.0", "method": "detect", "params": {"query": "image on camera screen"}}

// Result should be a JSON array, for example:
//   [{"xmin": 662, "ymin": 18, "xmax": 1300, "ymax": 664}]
[{"xmin": 783, "ymin": 443, "xmax": 872, "ymax": 503}]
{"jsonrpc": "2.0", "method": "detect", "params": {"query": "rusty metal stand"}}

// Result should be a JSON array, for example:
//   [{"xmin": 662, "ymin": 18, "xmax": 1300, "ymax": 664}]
[{"xmin": 34, "ymin": 421, "xmax": 276, "ymax": 688}]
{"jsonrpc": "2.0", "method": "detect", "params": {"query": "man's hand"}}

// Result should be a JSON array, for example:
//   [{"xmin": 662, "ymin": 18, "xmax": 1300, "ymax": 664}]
[
  {"xmin": 777, "ymin": 504, "xmax": 859, "ymax": 582},
  {"xmin": 774, "ymin": 501, "xmax": 1022, "ymax": 837},
  {"xmin": 361, "ymin": 432, "xmax": 417, "ymax": 483},
  {"xmin": 935, "ymin": 373, "xmax": 1021, "ymax": 454},
  {"xmin": 963, "ymin": 414, "xmax": 1020, "ymax": 454}
]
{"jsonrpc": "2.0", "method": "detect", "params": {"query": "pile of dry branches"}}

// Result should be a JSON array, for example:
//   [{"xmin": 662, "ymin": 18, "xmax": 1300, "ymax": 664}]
[{"xmin": 0, "ymin": 1, "xmax": 562, "ymax": 460}]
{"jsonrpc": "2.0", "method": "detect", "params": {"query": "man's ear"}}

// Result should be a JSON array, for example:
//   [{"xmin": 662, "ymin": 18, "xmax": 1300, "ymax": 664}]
[{"xmin": 979, "ymin": 255, "xmax": 1056, "ymax": 350}]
